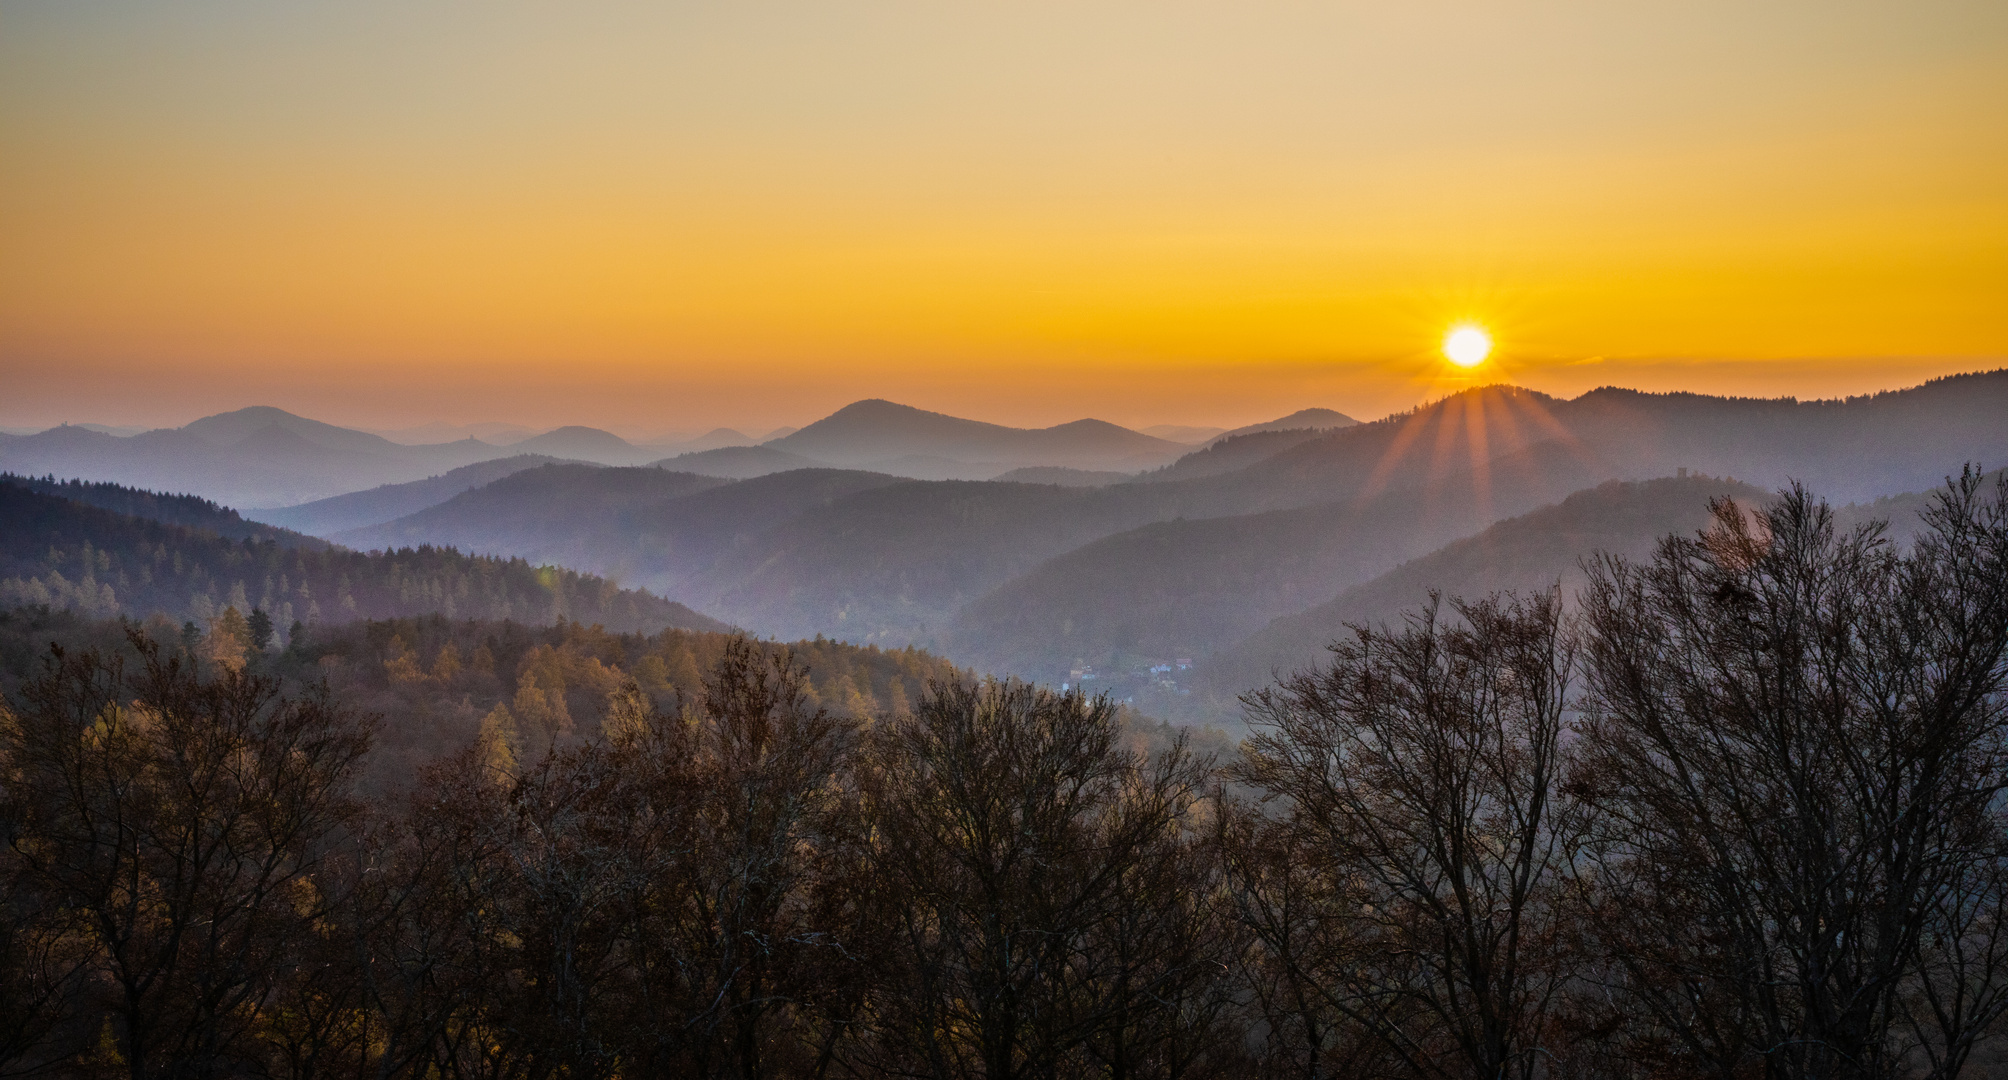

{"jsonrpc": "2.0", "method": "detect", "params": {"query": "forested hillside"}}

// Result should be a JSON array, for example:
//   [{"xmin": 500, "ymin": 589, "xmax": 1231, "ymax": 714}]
[
  {"xmin": 697, "ymin": 478, "xmax": 1206, "ymax": 643},
  {"xmin": 616, "ymin": 467, "xmax": 912, "ymax": 591},
  {"xmin": 338, "ymin": 465, "xmax": 905, "ymax": 590},
  {"xmin": 1, "ymin": 471, "xmax": 2002, "ymax": 1077},
  {"xmin": 330, "ymin": 463, "xmax": 732, "ymax": 562},
  {"xmin": 948, "ymin": 439, "xmax": 1617, "ymax": 681},
  {"xmin": 15, "ymin": 376, "xmax": 2000, "ymax": 704},
  {"xmin": 0, "ymin": 606, "xmax": 958, "ymax": 793},
  {"xmin": 248, "ymin": 453, "xmax": 568, "ymax": 534},
  {"xmin": 1206, "ymin": 406, "xmax": 1358, "ymax": 442},
  {"xmin": 308, "ymin": 373, "xmax": 2008, "ymax": 667},
  {"xmin": 988, "ymin": 466, "xmax": 1130, "ymax": 486},
  {"xmin": 1187, "ymin": 370, "xmax": 2008, "ymax": 513},
  {"xmin": 0, "ymin": 481, "xmax": 726, "ymax": 634},
  {"xmin": 653, "ymin": 443, "xmax": 823, "ymax": 479},
  {"xmin": 3, "ymin": 473, "xmax": 327, "ymax": 548},
  {"xmin": 1132, "ymin": 427, "xmax": 1332, "ymax": 481},
  {"xmin": 1193, "ymin": 474, "xmax": 1768, "ymax": 707},
  {"xmin": 291, "ymin": 614, "xmax": 955, "ymax": 787},
  {"xmin": 1189, "ymin": 466, "xmax": 2008, "ymax": 715},
  {"xmin": 346, "ymin": 468, "xmax": 1190, "ymax": 640}
]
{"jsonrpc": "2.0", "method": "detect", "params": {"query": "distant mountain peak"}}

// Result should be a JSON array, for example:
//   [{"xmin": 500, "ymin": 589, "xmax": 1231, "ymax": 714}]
[
  {"xmin": 835, "ymin": 398, "xmax": 921, "ymax": 414},
  {"xmin": 771, "ymin": 400, "xmax": 1184, "ymax": 472},
  {"xmin": 507, "ymin": 426, "xmax": 658, "ymax": 465},
  {"xmin": 190, "ymin": 404, "xmax": 307, "ymax": 425},
  {"xmin": 1046, "ymin": 418, "xmax": 1136, "ymax": 434},
  {"xmin": 1209, "ymin": 407, "xmax": 1361, "ymax": 445},
  {"xmin": 178, "ymin": 405, "xmax": 410, "ymax": 459},
  {"xmin": 540, "ymin": 424, "xmax": 627, "ymax": 439}
]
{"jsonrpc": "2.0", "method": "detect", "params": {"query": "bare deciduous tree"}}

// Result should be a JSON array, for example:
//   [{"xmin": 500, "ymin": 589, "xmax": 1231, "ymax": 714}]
[
  {"xmin": 5, "ymin": 631, "xmax": 373, "ymax": 1079},
  {"xmin": 1572, "ymin": 468, "xmax": 2008, "ymax": 1080},
  {"xmin": 1235, "ymin": 591, "xmax": 1583, "ymax": 1080},
  {"xmin": 854, "ymin": 680, "xmax": 1212, "ymax": 1080},
  {"xmin": 623, "ymin": 638, "xmax": 857, "ymax": 1080}
]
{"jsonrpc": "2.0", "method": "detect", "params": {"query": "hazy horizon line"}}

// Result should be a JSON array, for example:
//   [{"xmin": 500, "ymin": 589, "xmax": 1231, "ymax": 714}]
[{"xmin": 7, "ymin": 361, "xmax": 2006, "ymax": 446}]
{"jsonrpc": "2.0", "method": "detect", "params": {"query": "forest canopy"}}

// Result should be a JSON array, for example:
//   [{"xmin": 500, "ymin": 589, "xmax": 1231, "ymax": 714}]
[
  {"xmin": 0, "ymin": 478, "xmax": 724, "ymax": 634},
  {"xmin": 0, "ymin": 469, "xmax": 2002, "ymax": 1079}
]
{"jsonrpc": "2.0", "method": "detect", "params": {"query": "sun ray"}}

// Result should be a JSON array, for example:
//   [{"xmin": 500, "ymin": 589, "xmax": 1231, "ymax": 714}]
[
  {"xmin": 1356, "ymin": 396, "xmax": 1448, "ymax": 506},
  {"xmin": 1464, "ymin": 389, "xmax": 1494, "ymax": 524},
  {"xmin": 1429, "ymin": 392, "xmax": 1470, "ymax": 498}
]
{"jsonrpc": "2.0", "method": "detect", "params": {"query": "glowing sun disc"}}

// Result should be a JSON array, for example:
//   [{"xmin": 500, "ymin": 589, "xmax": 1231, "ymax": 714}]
[{"xmin": 1444, "ymin": 326, "xmax": 1492, "ymax": 368}]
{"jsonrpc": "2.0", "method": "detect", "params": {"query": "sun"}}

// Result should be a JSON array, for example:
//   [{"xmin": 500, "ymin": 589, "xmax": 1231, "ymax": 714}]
[{"xmin": 1443, "ymin": 325, "xmax": 1492, "ymax": 368}]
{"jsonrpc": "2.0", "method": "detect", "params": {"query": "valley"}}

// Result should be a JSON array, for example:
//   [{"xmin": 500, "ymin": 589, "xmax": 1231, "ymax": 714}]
[{"xmin": 8, "ymin": 368, "xmax": 2003, "ymax": 729}]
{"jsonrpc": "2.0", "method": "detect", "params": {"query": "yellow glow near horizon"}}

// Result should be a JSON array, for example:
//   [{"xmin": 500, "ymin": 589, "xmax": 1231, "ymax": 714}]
[
  {"xmin": 1444, "ymin": 327, "xmax": 1493, "ymax": 368},
  {"xmin": 0, "ymin": 2, "xmax": 2004, "ymax": 431}
]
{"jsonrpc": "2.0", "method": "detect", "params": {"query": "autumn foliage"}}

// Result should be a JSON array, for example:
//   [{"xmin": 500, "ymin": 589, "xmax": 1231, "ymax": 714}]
[{"xmin": 1, "ymin": 470, "xmax": 2006, "ymax": 1079}]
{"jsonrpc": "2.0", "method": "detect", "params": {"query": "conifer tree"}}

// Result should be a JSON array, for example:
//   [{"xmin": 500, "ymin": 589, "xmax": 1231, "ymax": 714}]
[
  {"xmin": 209, "ymin": 606, "xmax": 251, "ymax": 671},
  {"xmin": 246, "ymin": 607, "xmax": 273, "ymax": 652}
]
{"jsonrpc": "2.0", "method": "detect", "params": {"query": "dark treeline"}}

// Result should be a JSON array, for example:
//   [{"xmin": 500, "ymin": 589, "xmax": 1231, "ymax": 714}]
[
  {"xmin": 0, "ymin": 474, "xmax": 328, "ymax": 551},
  {"xmin": 0, "ymin": 480, "xmax": 723, "ymax": 634},
  {"xmin": 2, "ymin": 468, "xmax": 2006, "ymax": 1080}
]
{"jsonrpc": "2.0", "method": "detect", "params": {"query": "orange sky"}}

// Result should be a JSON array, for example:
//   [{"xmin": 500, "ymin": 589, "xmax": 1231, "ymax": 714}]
[{"xmin": 2, "ymin": 0, "xmax": 2004, "ymax": 436}]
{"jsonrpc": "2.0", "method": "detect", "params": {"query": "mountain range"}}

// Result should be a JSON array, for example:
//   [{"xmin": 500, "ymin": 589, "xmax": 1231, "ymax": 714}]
[
  {"xmin": 0, "ymin": 409, "xmax": 512, "ymax": 508},
  {"xmin": 1190, "ymin": 474, "xmax": 1770, "ymax": 710},
  {"xmin": 329, "ymin": 464, "xmax": 736, "ymax": 568},
  {"xmin": 761, "ymin": 399, "xmax": 1192, "ymax": 477},
  {"xmin": 0, "ymin": 400, "xmax": 1228, "ymax": 508},
  {"xmin": 289, "ymin": 371, "xmax": 2008, "ymax": 691},
  {"xmin": 1174, "ymin": 464, "xmax": 2006, "ymax": 728},
  {"xmin": 1208, "ymin": 407, "xmax": 1358, "ymax": 443},
  {"xmin": 7, "ymin": 370, "xmax": 2004, "ymax": 728},
  {"xmin": 250, "ymin": 454, "xmax": 573, "ymax": 534}
]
